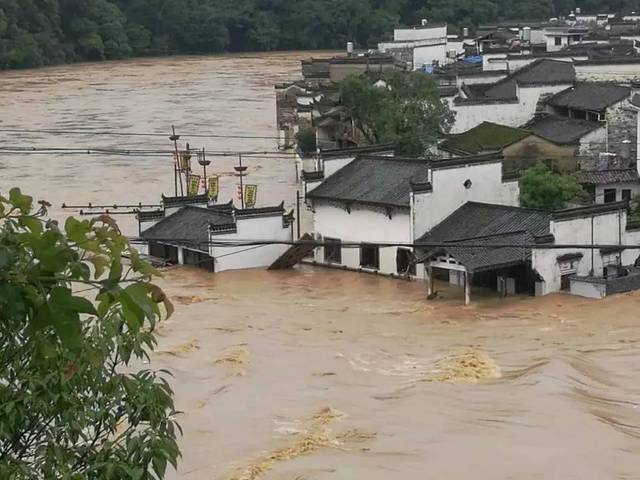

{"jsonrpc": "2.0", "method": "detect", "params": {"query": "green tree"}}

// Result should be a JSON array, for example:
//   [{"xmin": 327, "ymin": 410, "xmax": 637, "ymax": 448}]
[
  {"xmin": 340, "ymin": 70, "xmax": 455, "ymax": 156},
  {"xmin": 519, "ymin": 162, "xmax": 585, "ymax": 210},
  {"xmin": 0, "ymin": 188, "xmax": 180, "ymax": 478},
  {"xmin": 296, "ymin": 126, "xmax": 317, "ymax": 155}
]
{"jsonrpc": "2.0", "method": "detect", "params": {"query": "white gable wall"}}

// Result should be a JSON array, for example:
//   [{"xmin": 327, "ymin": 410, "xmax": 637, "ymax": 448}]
[
  {"xmin": 412, "ymin": 162, "xmax": 520, "ymax": 239},
  {"xmin": 533, "ymin": 209, "xmax": 640, "ymax": 295},
  {"xmin": 210, "ymin": 215, "xmax": 292, "ymax": 272},
  {"xmin": 313, "ymin": 201, "xmax": 412, "ymax": 275}
]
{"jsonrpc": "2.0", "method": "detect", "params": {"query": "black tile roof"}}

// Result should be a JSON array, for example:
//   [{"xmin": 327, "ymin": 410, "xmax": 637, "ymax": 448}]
[
  {"xmin": 320, "ymin": 143, "xmax": 395, "ymax": 159},
  {"xmin": 574, "ymin": 169, "xmax": 639, "ymax": 185},
  {"xmin": 416, "ymin": 202, "xmax": 551, "ymax": 273},
  {"xmin": 548, "ymin": 83, "xmax": 631, "ymax": 112},
  {"xmin": 551, "ymin": 201, "xmax": 629, "ymax": 221},
  {"xmin": 306, "ymin": 156, "xmax": 430, "ymax": 208},
  {"xmin": 141, "ymin": 205, "xmax": 234, "ymax": 249},
  {"xmin": 526, "ymin": 115, "xmax": 604, "ymax": 145},
  {"xmin": 161, "ymin": 194, "xmax": 210, "ymax": 209},
  {"xmin": 485, "ymin": 59, "xmax": 576, "ymax": 99}
]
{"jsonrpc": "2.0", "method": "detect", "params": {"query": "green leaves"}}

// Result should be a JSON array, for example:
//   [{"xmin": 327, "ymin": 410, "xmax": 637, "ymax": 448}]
[
  {"xmin": 1, "ymin": 189, "xmax": 180, "ymax": 478},
  {"xmin": 340, "ymin": 70, "xmax": 454, "ymax": 156},
  {"xmin": 520, "ymin": 162, "xmax": 586, "ymax": 210}
]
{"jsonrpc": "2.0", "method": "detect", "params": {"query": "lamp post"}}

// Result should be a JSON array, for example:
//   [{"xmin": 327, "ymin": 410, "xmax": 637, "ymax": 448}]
[
  {"xmin": 169, "ymin": 126, "xmax": 181, "ymax": 196},
  {"xmin": 197, "ymin": 148, "xmax": 211, "ymax": 192},
  {"xmin": 234, "ymin": 154, "xmax": 248, "ymax": 209}
]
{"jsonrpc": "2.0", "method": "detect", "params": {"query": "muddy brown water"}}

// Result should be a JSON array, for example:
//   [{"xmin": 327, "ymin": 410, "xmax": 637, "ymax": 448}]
[{"xmin": 1, "ymin": 54, "xmax": 640, "ymax": 479}]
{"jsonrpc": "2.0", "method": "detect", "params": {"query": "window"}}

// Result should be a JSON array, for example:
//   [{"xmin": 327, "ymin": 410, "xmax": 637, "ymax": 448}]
[
  {"xmin": 555, "ymin": 37, "xmax": 562, "ymax": 46},
  {"xmin": 622, "ymin": 189, "xmax": 632, "ymax": 202},
  {"xmin": 396, "ymin": 248, "xmax": 417, "ymax": 276},
  {"xmin": 604, "ymin": 189, "xmax": 617, "ymax": 203},
  {"xmin": 360, "ymin": 244, "xmax": 380, "ymax": 270},
  {"xmin": 324, "ymin": 237, "xmax": 342, "ymax": 264}
]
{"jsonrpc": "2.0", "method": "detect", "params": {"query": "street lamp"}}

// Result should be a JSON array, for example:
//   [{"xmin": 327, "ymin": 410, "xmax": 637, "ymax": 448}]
[{"xmin": 197, "ymin": 148, "xmax": 211, "ymax": 191}]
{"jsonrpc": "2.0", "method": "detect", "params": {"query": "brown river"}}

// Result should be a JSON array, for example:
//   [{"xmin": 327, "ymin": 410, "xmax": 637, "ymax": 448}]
[{"xmin": 1, "ymin": 53, "xmax": 640, "ymax": 479}]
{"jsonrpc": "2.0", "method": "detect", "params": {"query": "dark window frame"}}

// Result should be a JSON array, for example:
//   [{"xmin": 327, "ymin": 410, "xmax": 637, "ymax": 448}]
[
  {"xmin": 360, "ymin": 244, "xmax": 380, "ymax": 270},
  {"xmin": 603, "ymin": 188, "xmax": 617, "ymax": 203},
  {"xmin": 324, "ymin": 237, "xmax": 342, "ymax": 264},
  {"xmin": 622, "ymin": 189, "xmax": 632, "ymax": 202},
  {"xmin": 554, "ymin": 37, "xmax": 562, "ymax": 46},
  {"xmin": 396, "ymin": 248, "xmax": 417, "ymax": 276}
]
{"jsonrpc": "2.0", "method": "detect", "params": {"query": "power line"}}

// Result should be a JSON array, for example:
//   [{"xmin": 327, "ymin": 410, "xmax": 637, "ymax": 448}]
[
  {"xmin": 125, "ymin": 237, "xmax": 640, "ymax": 251},
  {"xmin": 1, "ymin": 127, "xmax": 283, "ymax": 140}
]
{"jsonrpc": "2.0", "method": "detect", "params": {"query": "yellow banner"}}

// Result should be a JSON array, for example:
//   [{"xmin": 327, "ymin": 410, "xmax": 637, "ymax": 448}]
[
  {"xmin": 244, "ymin": 184, "xmax": 257, "ymax": 208},
  {"xmin": 208, "ymin": 176, "xmax": 219, "ymax": 200},
  {"xmin": 188, "ymin": 175, "xmax": 201, "ymax": 196}
]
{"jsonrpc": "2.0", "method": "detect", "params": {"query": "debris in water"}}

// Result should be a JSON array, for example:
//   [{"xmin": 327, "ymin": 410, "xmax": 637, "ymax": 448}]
[
  {"xmin": 425, "ymin": 349, "xmax": 501, "ymax": 384},
  {"xmin": 157, "ymin": 339, "xmax": 200, "ymax": 356},
  {"xmin": 171, "ymin": 295, "xmax": 214, "ymax": 305},
  {"xmin": 215, "ymin": 345, "xmax": 250, "ymax": 376},
  {"xmin": 227, "ymin": 408, "xmax": 374, "ymax": 480}
]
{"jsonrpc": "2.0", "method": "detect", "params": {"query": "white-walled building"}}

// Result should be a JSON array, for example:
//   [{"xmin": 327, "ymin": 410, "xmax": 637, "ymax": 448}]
[
  {"xmin": 418, "ymin": 201, "xmax": 640, "ymax": 303},
  {"xmin": 378, "ymin": 21, "xmax": 465, "ymax": 71},
  {"xmin": 450, "ymin": 59, "xmax": 576, "ymax": 133},
  {"xmin": 140, "ymin": 202, "xmax": 293, "ymax": 273},
  {"xmin": 305, "ymin": 153, "xmax": 519, "ymax": 278}
]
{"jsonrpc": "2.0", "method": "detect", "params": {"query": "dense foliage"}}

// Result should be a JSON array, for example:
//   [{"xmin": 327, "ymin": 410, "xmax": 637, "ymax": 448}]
[
  {"xmin": 0, "ymin": 188, "xmax": 180, "ymax": 479},
  {"xmin": 340, "ymin": 70, "xmax": 454, "ymax": 155},
  {"xmin": 2, "ymin": 0, "xmax": 640, "ymax": 70},
  {"xmin": 519, "ymin": 162, "xmax": 585, "ymax": 210}
]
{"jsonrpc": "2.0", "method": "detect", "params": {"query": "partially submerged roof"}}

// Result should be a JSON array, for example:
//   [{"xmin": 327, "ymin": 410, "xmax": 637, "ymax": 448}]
[
  {"xmin": 416, "ymin": 202, "xmax": 551, "ymax": 273},
  {"xmin": 440, "ymin": 122, "xmax": 531, "ymax": 155},
  {"xmin": 574, "ymin": 169, "xmax": 639, "ymax": 185},
  {"xmin": 141, "ymin": 205, "xmax": 234, "ymax": 249},
  {"xmin": 306, "ymin": 156, "xmax": 429, "ymax": 208},
  {"xmin": 548, "ymin": 83, "xmax": 631, "ymax": 112},
  {"xmin": 526, "ymin": 115, "xmax": 604, "ymax": 144}
]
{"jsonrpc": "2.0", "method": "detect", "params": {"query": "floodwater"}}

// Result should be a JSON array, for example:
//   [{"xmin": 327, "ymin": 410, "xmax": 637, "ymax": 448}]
[{"xmin": 1, "ymin": 54, "xmax": 640, "ymax": 478}]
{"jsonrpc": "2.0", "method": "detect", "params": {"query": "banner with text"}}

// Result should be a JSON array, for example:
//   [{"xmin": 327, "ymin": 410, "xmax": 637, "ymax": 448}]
[
  {"xmin": 188, "ymin": 175, "xmax": 201, "ymax": 196},
  {"xmin": 244, "ymin": 184, "xmax": 257, "ymax": 208},
  {"xmin": 208, "ymin": 176, "xmax": 219, "ymax": 200}
]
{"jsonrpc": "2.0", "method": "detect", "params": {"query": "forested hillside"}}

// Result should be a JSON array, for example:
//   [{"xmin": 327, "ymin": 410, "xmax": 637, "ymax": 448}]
[{"xmin": 1, "ymin": 0, "xmax": 639, "ymax": 70}]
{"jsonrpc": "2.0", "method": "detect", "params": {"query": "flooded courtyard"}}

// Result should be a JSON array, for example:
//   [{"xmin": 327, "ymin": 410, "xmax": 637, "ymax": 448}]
[{"xmin": 1, "ymin": 53, "xmax": 639, "ymax": 478}]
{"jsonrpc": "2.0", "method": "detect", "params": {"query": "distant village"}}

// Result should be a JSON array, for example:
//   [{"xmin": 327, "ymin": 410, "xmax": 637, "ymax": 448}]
[{"xmin": 137, "ymin": 9, "xmax": 640, "ymax": 304}]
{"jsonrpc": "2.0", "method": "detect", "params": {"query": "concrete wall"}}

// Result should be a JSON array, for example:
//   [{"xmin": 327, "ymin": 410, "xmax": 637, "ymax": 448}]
[
  {"xmin": 483, "ymin": 53, "xmax": 508, "ymax": 71},
  {"xmin": 570, "ymin": 277, "xmax": 606, "ymax": 298},
  {"xmin": 394, "ymin": 25, "xmax": 447, "ymax": 42},
  {"xmin": 312, "ymin": 201, "xmax": 412, "ymax": 276},
  {"xmin": 532, "ymin": 209, "xmax": 640, "ymax": 295},
  {"xmin": 577, "ymin": 126, "xmax": 607, "ymax": 169},
  {"xmin": 450, "ymin": 100, "xmax": 521, "ymax": 133},
  {"xmin": 576, "ymin": 62, "xmax": 640, "ymax": 82},
  {"xmin": 450, "ymin": 83, "xmax": 572, "ymax": 133},
  {"xmin": 594, "ymin": 182, "xmax": 640, "ymax": 204},
  {"xmin": 605, "ymin": 99, "xmax": 637, "ymax": 166},
  {"xmin": 414, "ymin": 43, "xmax": 447, "ymax": 69},
  {"xmin": 412, "ymin": 161, "xmax": 520, "ymax": 239},
  {"xmin": 210, "ymin": 215, "xmax": 292, "ymax": 272}
]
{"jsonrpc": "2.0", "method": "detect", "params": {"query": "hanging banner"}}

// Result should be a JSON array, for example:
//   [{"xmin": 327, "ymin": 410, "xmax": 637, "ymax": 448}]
[
  {"xmin": 208, "ymin": 176, "xmax": 219, "ymax": 200},
  {"xmin": 236, "ymin": 184, "xmax": 243, "ymax": 201},
  {"xmin": 188, "ymin": 175, "xmax": 201, "ymax": 196},
  {"xmin": 244, "ymin": 184, "xmax": 257, "ymax": 208}
]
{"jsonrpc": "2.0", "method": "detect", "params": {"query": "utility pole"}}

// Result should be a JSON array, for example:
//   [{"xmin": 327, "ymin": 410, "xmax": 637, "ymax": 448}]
[
  {"xmin": 234, "ymin": 154, "xmax": 248, "ymax": 209},
  {"xmin": 296, "ymin": 190, "xmax": 301, "ymax": 239},
  {"xmin": 170, "ymin": 125, "xmax": 184, "ymax": 196}
]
